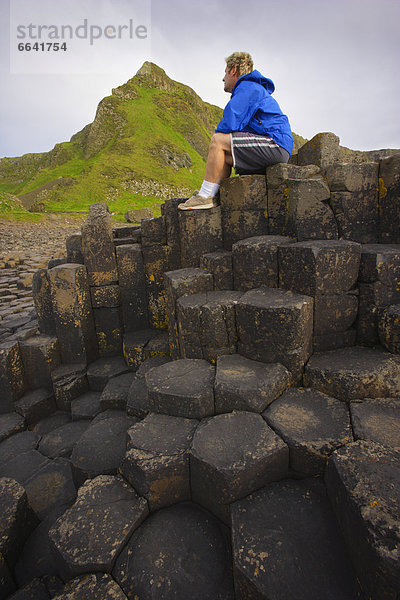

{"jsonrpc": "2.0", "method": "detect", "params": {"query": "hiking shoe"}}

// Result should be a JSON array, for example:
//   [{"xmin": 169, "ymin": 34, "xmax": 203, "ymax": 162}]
[{"xmin": 178, "ymin": 192, "xmax": 218, "ymax": 210}]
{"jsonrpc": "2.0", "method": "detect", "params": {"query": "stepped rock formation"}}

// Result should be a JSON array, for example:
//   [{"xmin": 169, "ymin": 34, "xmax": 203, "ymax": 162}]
[{"xmin": 0, "ymin": 133, "xmax": 400, "ymax": 599}]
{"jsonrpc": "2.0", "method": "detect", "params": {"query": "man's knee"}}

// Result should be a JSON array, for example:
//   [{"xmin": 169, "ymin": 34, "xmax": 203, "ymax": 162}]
[{"xmin": 210, "ymin": 132, "xmax": 231, "ymax": 150}]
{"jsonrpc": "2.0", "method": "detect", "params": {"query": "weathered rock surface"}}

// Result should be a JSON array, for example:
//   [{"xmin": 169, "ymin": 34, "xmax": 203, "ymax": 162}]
[
  {"xmin": 350, "ymin": 398, "xmax": 400, "ymax": 448},
  {"xmin": 0, "ymin": 477, "xmax": 37, "ymax": 568},
  {"xmin": 190, "ymin": 411, "xmax": 288, "ymax": 522},
  {"xmin": 325, "ymin": 441, "xmax": 400, "ymax": 600},
  {"xmin": 49, "ymin": 475, "xmax": 149, "ymax": 580},
  {"xmin": 52, "ymin": 573, "xmax": 128, "ymax": 599},
  {"xmin": 236, "ymin": 287, "xmax": 313, "ymax": 380},
  {"xmin": 304, "ymin": 346, "xmax": 400, "ymax": 400},
  {"xmin": 263, "ymin": 388, "xmax": 353, "ymax": 475},
  {"xmin": 87, "ymin": 356, "xmax": 130, "ymax": 391},
  {"xmin": 120, "ymin": 413, "xmax": 198, "ymax": 510},
  {"xmin": 112, "ymin": 502, "xmax": 234, "ymax": 600},
  {"xmin": 177, "ymin": 290, "xmax": 243, "ymax": 362},
  {"xmin": 145, "ymin": 358, "xmax": 215, "ymax": 419},
  {"xmin": 231, "ymin": 477, "xmax": 362, "ymax": 600},
  {"xmin": 70, "ymin": 414, "xmax": 135, "ymax": 485},
  {"xmin": 214, "ymin": 354, "xmax": 291, "ymax": 414}
]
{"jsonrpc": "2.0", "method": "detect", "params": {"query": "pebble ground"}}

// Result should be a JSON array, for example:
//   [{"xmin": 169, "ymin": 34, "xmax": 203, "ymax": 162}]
[{"xmin": 0, "ymin": 216, "xmax": 84, "ymax": 326}]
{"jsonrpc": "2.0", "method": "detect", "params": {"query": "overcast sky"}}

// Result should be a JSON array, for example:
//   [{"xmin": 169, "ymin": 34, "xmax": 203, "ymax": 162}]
[{"xmin": 1, "ymin": 0, "xmax": 399, "ymax": 159}]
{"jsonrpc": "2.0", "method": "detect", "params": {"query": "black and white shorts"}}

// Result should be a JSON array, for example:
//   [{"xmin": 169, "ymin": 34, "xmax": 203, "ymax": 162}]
[{"xmin": 230, "ymin": 131, "xmax": 290, "ymax": 175}]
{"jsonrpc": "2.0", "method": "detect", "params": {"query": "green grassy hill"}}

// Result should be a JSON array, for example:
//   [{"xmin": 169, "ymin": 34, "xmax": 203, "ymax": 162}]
[{"xmin": 0, "ymin": 62, "xmax": 307, "ymax": 219}]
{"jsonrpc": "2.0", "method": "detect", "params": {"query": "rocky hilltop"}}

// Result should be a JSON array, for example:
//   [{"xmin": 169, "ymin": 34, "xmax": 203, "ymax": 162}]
[{"xmin": 0, "ymin": 62, "xmax": 306, "ymax": 215}]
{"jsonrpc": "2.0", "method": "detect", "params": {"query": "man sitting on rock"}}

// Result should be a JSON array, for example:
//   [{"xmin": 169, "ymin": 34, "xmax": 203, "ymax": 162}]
[{"xmin": 178, "ymin": 51, "xmax": 293, "ymax": 210}]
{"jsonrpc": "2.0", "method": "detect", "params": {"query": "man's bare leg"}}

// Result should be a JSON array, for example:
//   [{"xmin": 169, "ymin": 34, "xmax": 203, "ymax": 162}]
[
  {"xmin": 204, "ymin": 133, "xmax": 233, "ymax": 184},
  {"xmin": 178, "ymin": 133, "xmax": 233, "ymax": 209}
]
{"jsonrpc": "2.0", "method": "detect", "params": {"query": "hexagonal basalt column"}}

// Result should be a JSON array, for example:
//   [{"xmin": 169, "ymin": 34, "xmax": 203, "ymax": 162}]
[
  {"xmin": 176, "ymin": 290, "xmax": 243, "ymax": 362},
  {"xmin": 326, "ymin": 161, "xmax": 380, "ymax": 243},
  {"xmin": 0, "ymin": 340, "xmax": 25, "ymax": 411},
  {"xmin": 231, "ymin": 478, "xmax": 362, "ymax": 600},
  {"xmin": 304, "ymin": 346, "xmax": 400, "ymax": 401},
  {"xmin": 379, "ymin": 154, "xmax": 400, "ymax": 243},
  {"xmin": 279, "ymin": 240, "xmax": 361, "ymax": 351},
  {"xmin": 81, "ymin": 203, "xmax": 118, "ymax": 286},
  {"xmin": 112, "ymin": 502, "xmax": 235, "ymax": 600},
  {"xmin": 379, "ymin": 304, "xmax": 400, "ymax": 353},
  {"xmin": 263, "ymin": 387, "xmax": 353, "ymax": 476},
  {"xmin": 357, "ymin": 243, "xmax": 400, "ymax": 346},
  {"xmin": 200, "ymin": 249, "xmax": 233, "ymax": 290},
  {"xmin": 164, "ymin": 268, "xmax": 213, "ymax": 360},
  {"xmin": 120, "ymin": 413, "xmax": 198, "ymax": 511},
  {"xmin": 145, "ymin": 359, "xmax": 215, "ymax": 419},
  {"xmin": 178, "ymin": 206, "xmax": 223, "ymax": 267},
  {"xmin": 279, "ymin": 239, "xmax": 361, "ymax": 296},
  {"xmin": 220, "ymin": 175, "xmax": 268, "ymax": 249},
  {"xmin": 325, "ymin": 441, "xmax": 400, "ymax": 600},
  {"xmin": 214, "ymin": 354, "xmax": 291, "ymax": 414},
  {"xmin": 48, "ymin": 475, "xmax": 148, "ymax": 580},
  {"xmin": 350, "ymin": 398, "xmax": 400, "ymax": 448},
  {"xmin": 235, "ymin": 287, "xmax": 313, "ymax": 381},
  {"xmin": 232, "ymin": 234, "xmax": 294, "ymax": 291},
  {"xmin": 49, "ymin": 264, "xmax": 98, "ymax": 365},
  {"xmin": 190, "ymin": 411, "xmax": 288, "ymax": 523},
  {"xmin": 19, "ymin": 334, "xmax": 60, "ymax": 390}
]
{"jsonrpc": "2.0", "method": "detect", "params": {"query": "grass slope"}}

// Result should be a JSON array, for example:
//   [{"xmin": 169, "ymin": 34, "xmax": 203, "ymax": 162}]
[{"xmin": 0, "ymin": 62, "xmax": 307, "ymax": 220}]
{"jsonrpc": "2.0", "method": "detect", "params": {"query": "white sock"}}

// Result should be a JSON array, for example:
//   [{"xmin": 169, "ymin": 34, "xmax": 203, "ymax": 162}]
[{"xmin": 199, "ymin": 180, "xmax": 220, "ymax": 198}]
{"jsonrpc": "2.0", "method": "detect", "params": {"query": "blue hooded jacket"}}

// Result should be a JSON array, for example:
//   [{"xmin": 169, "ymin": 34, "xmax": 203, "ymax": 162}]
[{"xmin": 215, "ymin": 70, "xmax": 293, "ymax": 155}]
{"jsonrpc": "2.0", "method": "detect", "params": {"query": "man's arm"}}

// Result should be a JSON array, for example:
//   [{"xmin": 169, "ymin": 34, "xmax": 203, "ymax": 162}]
[{"xmin": 215, "ymin": 82, "xmax": 263, "ymax": 133}]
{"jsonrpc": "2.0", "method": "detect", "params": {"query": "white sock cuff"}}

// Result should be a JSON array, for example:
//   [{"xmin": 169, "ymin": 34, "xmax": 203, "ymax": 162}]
[{"xmin": 199, "ymin": 180, "xmax": 220, "ymax": 198}]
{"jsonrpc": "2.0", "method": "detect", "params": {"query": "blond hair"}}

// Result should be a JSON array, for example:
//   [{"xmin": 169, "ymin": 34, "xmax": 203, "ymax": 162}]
[{"xmin": 225, "ymin": 52, "xmax": 253, "ymax": 76}]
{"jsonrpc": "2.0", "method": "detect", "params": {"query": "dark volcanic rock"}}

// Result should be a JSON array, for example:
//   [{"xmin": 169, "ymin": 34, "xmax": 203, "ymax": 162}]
[
  {"xmin": 235, "ymin": 287, "xmax": 313, "ymax": 380},
  {"xmin": 0, "ymin": 477, "xmax": 37, "ymax": 568},
  {"xmin": 24, "ymin": 458, "xmax": 77, "ymax": 521},
  {"xmin": 176, "ymin": 290, "xmax": 243, "ymax": 361},
  {"xmin": 325, "ymin": 441, "xmax": 400, "ymax": 600},
  {"xmin": 120, "ymin": 413, "xmax": 198, "ymax": 511},
  {"xmin": 100, "ymin": 373, "xmax": 136, "ymax": 410},
  {"xmin": 278, "ymin": 239, "xmax": 361, "ymax": 296},
  {"xmin": 49, "ymin": 475, "xmax": 149, "ymax": 580},
  {"xmin": 263, "ymin": 388, "xmax": 353, "ymax": 475},
  {"xmin": 51, "ymin": 363, "xmax": 88, "ymax": 412},
  {"xmin": 70, "ymin": 391, "xmax": 102, "ymax": 420},
  {"xmin": 304, "ymin": 346, "xmax": 400, "ymax": 400},
  {"xmin": 15, "ymin": 389, "xmax": 56, "ymax": 426},
  {"xmin": 215, "ymin": 354, "xmax": 291, "ymax": 414},
  {"xmin": 0, "ymin": 431, "xmax": 40, "ymax": 466},
  {"xmin": 70, "ymin": 415, "xmax": 135, "ymax": 485},
  {"xmin": 232, "ymin": 235, "xmax": 293, "ymax": 291},
  {"xmin": 38, "ymin": 421, "xmax": 89, "ymax": 459},
  {"xmin": 379, "ymin": 304, "xmax": 400, "ymax": 353},
  {"xmin": 0, "ymin": 450, "xmax": 50, "ymax": 487},
  {"xmin": 112, "ymin": 502, "xmax": 234, "ymax": 600},
  {"xmin": 145, "ymin": 359, "xmax": 215, "ymax": 419},
  {"xmin": 32, "ymin": 412, "xmax": 71, "ymax": 436},
  {"xmin": 231, "ymin": 478, "xmax": 362, "ymax": 600},
  {"xmin": 6, "ymin": 577, "xmax": 52, "ymax": 599},
  {"xmin": 200, "ymin": 249, "xmax": 233, "ymax": 290},
  {"xmin": 19, "ymin": 334, "xmax": 60, "ymax": 390},
  {"xmin": 0, "ymin": 412, "xmax": 26, "ymax": 443},
  {"xmin": 190, "ymin": 411, "xmax": 288, "ymax": 523},
  {"xmin": 14, "ymin": 506, "xmax": 69, "ymax": 586},
  {"xmin": 126, "ymin": 377, "xmax": 150, "ymax": 418},
  {"xmin": 350, "ymin": 398, "xmax": 400, "ymax": 448},
  {"xmin": 87, "ymin": 356, "xmax": 130, "ymax": 391},
  {"xmin": 52, "ymin": 573, "xmax": 128, "ymax": 599}
]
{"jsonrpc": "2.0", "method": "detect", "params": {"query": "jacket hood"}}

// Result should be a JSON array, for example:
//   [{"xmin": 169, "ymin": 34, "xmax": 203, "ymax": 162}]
[{"xmin": 235, "ymin": 69, "xmax": 275, "ymax": 94}]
